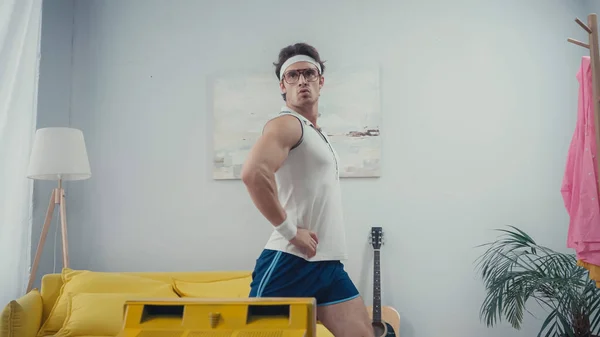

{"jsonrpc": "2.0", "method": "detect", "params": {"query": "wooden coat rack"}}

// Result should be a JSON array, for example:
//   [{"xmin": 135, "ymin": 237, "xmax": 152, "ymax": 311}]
[{"xmin": 568, "ymin": 14, "xmax": 600, "ymax": 196}]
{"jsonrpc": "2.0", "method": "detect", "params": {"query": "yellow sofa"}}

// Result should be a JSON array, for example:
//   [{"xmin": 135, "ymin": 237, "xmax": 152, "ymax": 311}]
[{"xmin": 0, "ymin": 268, "xmax": 333, "ymax": 337}]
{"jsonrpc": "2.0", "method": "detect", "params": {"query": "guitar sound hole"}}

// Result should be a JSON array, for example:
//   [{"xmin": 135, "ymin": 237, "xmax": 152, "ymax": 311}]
[{"xmin": 372, "ymin": 321, "xmax": 386, "ymax": 337}]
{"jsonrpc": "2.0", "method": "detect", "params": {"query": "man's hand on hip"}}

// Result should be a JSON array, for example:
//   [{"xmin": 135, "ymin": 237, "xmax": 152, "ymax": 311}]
[{"xmin": 290, "ymin": 228, "xmax": 319, "ymax": 258}]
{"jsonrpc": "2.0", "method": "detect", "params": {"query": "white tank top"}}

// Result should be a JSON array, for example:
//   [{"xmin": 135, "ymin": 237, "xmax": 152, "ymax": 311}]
[{"xmin": 263, "ymin": 106, "xmax": 348, "ymax": 262}]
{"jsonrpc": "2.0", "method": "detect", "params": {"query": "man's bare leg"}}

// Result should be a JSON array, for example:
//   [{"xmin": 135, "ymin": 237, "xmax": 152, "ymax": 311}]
[{"xmin": 317, "ymin": 296, "xmax": 374, "ymax": 337}]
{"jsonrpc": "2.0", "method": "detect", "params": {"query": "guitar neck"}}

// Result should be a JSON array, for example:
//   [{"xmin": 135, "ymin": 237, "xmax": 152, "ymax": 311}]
[{"xmin": 373, "ymin": 249, "xmax": 382, "ymax": 323}]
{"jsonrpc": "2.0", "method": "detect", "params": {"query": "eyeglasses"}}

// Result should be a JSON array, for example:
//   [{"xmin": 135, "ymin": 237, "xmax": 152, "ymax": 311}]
[{"xmin": 282, "ymin": 68, "xmax": 320, "ymax": 84}]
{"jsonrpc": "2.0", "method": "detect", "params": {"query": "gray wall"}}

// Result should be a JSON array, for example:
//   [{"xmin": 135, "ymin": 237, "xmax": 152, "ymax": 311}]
[{"xmin": 30, "ymin": 0, "xmax": 74, "ymax": 288}]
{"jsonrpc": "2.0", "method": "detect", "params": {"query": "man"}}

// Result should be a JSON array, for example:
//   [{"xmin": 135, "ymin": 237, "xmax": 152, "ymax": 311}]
[{"xmin": 240, "ymin": 42, "xmax": 374, "ymax": 337}]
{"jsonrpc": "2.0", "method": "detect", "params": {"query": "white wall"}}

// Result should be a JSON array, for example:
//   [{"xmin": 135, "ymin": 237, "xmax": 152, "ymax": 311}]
[{"xmin": 35, "ymin": 0, "xmax": 596, "ymax": 336}]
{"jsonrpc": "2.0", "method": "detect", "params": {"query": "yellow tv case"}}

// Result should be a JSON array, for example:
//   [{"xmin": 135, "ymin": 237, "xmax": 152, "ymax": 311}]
[{"xmin": 116, "ymin": 297, "xmax": 317, "ymax": 337}]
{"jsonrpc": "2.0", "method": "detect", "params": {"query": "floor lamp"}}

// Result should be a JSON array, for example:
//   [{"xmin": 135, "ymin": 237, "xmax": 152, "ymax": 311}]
[{"xmin": 26, "ymin": 127, "xmax": 91, "ymax": 292}]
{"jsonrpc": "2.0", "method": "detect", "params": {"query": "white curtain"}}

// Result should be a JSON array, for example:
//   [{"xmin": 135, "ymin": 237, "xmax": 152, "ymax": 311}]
[{"xmin": 0, "ymin": 0, "xmax": 43, "ymax": 306}]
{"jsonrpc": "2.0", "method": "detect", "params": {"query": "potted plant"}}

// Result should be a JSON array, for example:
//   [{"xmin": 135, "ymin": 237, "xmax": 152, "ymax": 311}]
[{"xmin": 475, "ymin": 226, "xmax": 600, "ymax": 337}]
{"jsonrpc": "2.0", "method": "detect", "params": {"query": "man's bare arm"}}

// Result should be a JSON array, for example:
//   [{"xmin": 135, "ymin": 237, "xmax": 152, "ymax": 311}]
[{"xmin": 240, "ymin": 115, "xmax": 302, "ymax": 227}]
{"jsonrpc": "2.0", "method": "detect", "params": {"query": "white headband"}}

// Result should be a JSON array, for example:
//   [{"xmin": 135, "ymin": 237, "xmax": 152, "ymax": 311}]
[{"xmin": 279, "ymin": 55, "xmax": 322, "ymax": 80}]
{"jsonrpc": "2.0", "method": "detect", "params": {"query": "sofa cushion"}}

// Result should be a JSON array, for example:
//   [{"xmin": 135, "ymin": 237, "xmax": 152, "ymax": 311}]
[
  {"xmin": 37, "ymin": 269, "xmax": 177, "ymax": 337},
  {"xmin": 54, "ymin": 289, "xmax": 178, "ymax": 337},
  {"xmin": 125, "ymin": 271, "xmax": 252, "ymax": 284},
  {"xmin": 172, "ymin": 275, "xmax": 252, "ymax": 298}
]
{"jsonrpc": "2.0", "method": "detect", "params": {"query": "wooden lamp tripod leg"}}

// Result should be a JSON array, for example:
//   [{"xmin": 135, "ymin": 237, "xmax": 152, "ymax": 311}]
[
  {"xmin": 27, "ymin": 189, "xmax": 56, "ymax": 292},
  {"xmin": 59, "ymin": 186, "xmax": 69, "ymax": 267},
  {"xmin": 26, "ymin": 180, "xmax": 70, "ymax": 292}
]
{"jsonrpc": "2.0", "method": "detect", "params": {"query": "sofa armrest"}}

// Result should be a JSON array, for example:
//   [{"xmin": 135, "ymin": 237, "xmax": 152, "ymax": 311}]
[{"xmin": 0, "ymin": 289, "xmax": 44, "ymax": 337}]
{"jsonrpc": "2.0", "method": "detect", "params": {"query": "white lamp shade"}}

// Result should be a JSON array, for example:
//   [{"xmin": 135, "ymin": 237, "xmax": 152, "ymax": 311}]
[{"xmin": 27, "ymin": 127, "xmax": 92, "ymax": 181}]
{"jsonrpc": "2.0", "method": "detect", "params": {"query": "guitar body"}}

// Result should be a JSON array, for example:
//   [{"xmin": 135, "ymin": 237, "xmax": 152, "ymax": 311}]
[
  {"xmin": 368, "ymin": 227, "xmax": 400, "ymax": 337},
  {"xmin": 367, "ymin": 305, "xmax": 400, "ymax": 337}
]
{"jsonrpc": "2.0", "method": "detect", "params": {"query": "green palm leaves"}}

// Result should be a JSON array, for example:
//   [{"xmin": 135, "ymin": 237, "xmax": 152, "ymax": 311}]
[{"xmin": 475, "ymin": 226, "xmax": 600, "ymax": 337}]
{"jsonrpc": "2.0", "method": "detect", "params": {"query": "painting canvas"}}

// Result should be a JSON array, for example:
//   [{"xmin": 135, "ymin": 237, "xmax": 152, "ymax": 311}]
[{"xmin": 212, "ymin": 66, "xmax": 381, "ymax": 179}]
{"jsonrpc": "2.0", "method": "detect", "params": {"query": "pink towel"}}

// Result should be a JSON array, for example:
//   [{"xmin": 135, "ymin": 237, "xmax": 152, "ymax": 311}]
[{"xmin": 562, "ymin": 56, "xmax": 600, "ymax": 264}]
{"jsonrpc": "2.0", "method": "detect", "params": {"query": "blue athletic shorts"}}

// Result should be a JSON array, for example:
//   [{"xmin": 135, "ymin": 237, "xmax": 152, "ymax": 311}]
[{"xmin": 249, "ymin": 249, "xmax": 360, "ymax": 306}]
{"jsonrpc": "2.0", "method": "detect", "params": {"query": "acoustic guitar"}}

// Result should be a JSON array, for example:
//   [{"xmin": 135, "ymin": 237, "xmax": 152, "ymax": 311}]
[{"xmin": 367, "ymin": 226, "xmax": 401, "ymax": 337}]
